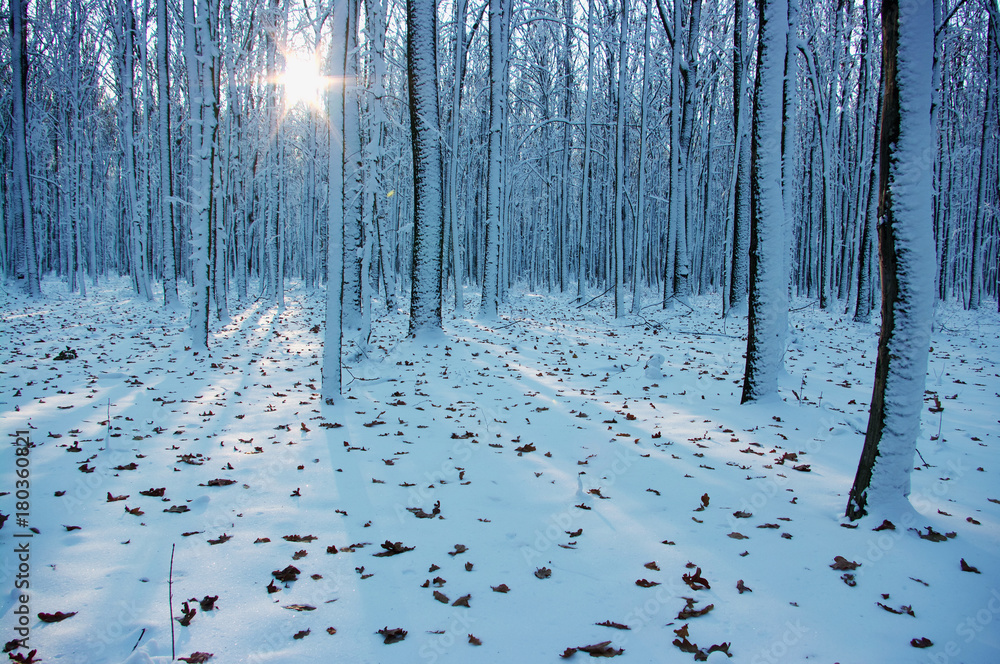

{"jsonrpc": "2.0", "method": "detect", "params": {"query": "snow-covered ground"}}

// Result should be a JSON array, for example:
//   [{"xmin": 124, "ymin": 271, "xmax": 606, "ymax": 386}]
[{"xmin": 2, "ymin": 278, "xmax": 998, "ymax": 663}]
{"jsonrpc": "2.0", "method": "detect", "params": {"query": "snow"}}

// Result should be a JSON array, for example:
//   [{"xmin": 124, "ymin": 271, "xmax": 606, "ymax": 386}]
[{"xmin": 1, "ymin": 277, "xmax": 999, "ymax": 663}]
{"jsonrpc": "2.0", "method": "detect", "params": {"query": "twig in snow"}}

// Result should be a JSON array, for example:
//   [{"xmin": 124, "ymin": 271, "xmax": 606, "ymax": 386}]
[
  {"xmin": 132, "ymin": 628, "xmax": 146, "ymax": 653},
  {"xmin": 169, "ymin": 543, "xmax": 176, "ymax": 661},
  {"xmin": 915, "ymin": 449, "xmax": 933, "ymax": 468},
  {"xmin": 576, "ymin": 285, "xmax": 613, "ymax": 309}
]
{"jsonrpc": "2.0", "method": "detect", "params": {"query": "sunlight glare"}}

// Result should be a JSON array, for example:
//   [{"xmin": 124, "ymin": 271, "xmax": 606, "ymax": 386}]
[{"xmin": 278, "ymin": 50, "xmax": 328, "ymax": 109}]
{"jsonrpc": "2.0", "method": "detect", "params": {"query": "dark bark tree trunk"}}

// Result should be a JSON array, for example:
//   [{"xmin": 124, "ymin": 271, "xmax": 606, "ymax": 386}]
[
  {"xmin": 847, "ymin": 0, "xmax": 935, "ymax": 520},
  {"xmin": 968, "ymin": 8, "xmax": 998, "ymax": 310}
]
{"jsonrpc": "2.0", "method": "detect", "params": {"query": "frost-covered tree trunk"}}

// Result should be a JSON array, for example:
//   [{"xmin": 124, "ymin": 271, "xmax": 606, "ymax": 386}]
[
  {"xmin": 846, "ymin": 0, "xmax": 934, "ymax": 520},
  {"xmin": 781, "ymin": 0, "xmax": 798, "ymax": 300},
  {"xmin": 214, "ymin": 125, "xmax": 229, "ymax": 321},
  {"xmin": 262, "ymin": 0, "xmax": 279, "ymax": 304},
  {"xmin": 366, "ymin": 0, "xmax": 397, "ymax": 313},
  {"xmin": 157, "ymin": 0, "xmax": 178, "ymax": 308},
  {"xmin": 577, "ymin": 0, "xmax": 595, "ymax": 301},
  {"xmin": 343, "ymin": 0, "xmax": 364, "ymax": 331},
  {"xmin": 967, "ymin": 8, "xmax": 998, "ymax": 311},
  {"xmin": 480, "ymin": 0, "xmax": 506, "ymax": 320},
  {"xmin": 728, "ymin": 0, "xmax": 751, "ymax": 316},
  {"xmin": 407, "ymin": 0, "xmax": 445, "ymax": 335},
  {"xmin": 631, "ymin": 4, "xmax": 652, "ymax": 315},
  {"xmin": 674, "ymin": 0, "xmax": 700, "ymax": 305},
  {"xmin": 115, "ymin": 0, "xmax": 153, "ymax": 301},
  {"xmin": 663, "ymin": 0, "xmax": 684, "ymax": 309},
  {"xmin": 741, "ymin": 0, "xmax": 788, "ymax": 403},
  {"xmin": 324, "ymin": 0, "xmax": 347, "ymax": 404},
  {"xmin": 184, "ymin": 0, "xmax": 218, "ymax": 350},
  {"xmin": 446, "ymin": 0, "xmax": 468, "ymax": 314},
  {"xmin": 855, "ymin": 70, "xmax": 882, "ymax": 324},
  {"xmin": 855, "ymin": 5, "xmax": 881, "ymax": 324},
  {"xmin": 612, "ymin": 0, "xmax": 628, "ymax": 318},
  {"xmin": 11, "ymin": 0, "xmax": 40, "ymax": 297},
  {"xmin": 558, "ymin": 0, "xmax": 574, "ymax": 292}
]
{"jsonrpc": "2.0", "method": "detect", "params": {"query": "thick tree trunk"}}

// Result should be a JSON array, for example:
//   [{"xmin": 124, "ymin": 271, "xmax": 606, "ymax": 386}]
[
  {"xmin": 480, "ymin": 0, "xmax": 506, "ymax": 320},
  {"xmin": 846, "ymin": 0, "xmax": 934, "ymax": 520},
  {"xmin": 741, "ymin": 0, "xmax": 788, "ymax": 403},
  {"xmin": 343, "ymin": 0, "xmax": 364, "ymax": 330},
  {"xmin": 324, "ymin": 0, "xmax": 347, "ymax": 404},
  {"xmin": 407, "ymin": 0, "xmax": 445, "ymax": 335},
  {"xmin": 11, "ymin": 0, "xmax": 40, "ymax": 297},
  {"xmin": 183, "ymin": 0, "xmax": 217, "ymax": 350}
]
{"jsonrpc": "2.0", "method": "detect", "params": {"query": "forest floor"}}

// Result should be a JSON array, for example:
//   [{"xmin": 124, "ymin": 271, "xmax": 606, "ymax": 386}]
[{"xmin": 1, "ymin": 277, "xmax": 999, "ymax": 664}]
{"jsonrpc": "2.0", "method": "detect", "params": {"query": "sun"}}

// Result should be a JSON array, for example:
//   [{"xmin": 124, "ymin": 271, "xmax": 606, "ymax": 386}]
[{"xmin": 277, "ymin": 49, "xmax": 328, "ymax": 109}]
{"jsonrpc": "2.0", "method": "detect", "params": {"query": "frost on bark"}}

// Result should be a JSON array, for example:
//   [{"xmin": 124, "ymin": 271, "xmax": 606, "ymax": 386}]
[
  {"xmin": 323, "ymin": 0, "xmax": 348, "ymax": 404},
  {"xmin": 741, "ymin": 0, "xmax": 788, "ymax": 403},
  {"xmin": 612, "ymin": 0, "xmax": 628, "ymax": 318},
  {"xmin": 183, "ymin": 0, "xmax": 218, "ymax": 350},
  {"xmin": 446, "ymin": 0, "xmax": 468, "ymax": 314},
  {"xmin": 480, "ymin": 0, "xmax": 506, "ymax": 321},
  {"xmin": 11, "ymin": 0, "xmax": 40, "ymax": 297},
  {"xmin": 343, "ymin": 0, "xmax": 365, "ymax": 330},
  {"xmin": 406, "ymin": 0, "xmax": 445, "ymax": 335},
  {"xmin": 968, "ymin": 7, "xmax": 998, "ymax": 311},
  {"xmin": 157, "ymin": 0, "xmax": 178, "ymax": 309},
  {"xmin": 576, "ymin": 0, "xmax": 595, "ymax": 302},
  {"xmin": 855, "ymin": 18, "xmax": 882, "ymax": 324},
  {"xmin": 631, "ymin": 5, "xmax": 652, "ymax": 316},
  {"xmin": 729, "ymin": 0, "xmax": 751, "ymax": 316},
  {"xmin": 847, "ymin": 0, "xmax": 934, "ymax": 520}
]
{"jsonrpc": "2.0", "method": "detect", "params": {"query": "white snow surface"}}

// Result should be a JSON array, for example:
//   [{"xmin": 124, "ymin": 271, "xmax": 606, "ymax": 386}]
[{"xmin": 1, "ymin": 278, "xmax": 998, "ymax": 663}]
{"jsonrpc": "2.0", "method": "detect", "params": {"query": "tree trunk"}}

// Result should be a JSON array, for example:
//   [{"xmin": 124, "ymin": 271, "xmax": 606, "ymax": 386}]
[
  {"xmin": 343, "ymin": 0, "xmax": 364, "ymax": 330},
  {"xmin": 846, "ymin": 0, "xmax": 934, "ymax": 520},
  {"xmin": 324, "ymin": 0, "xmax": 347, "ymax": 404},
  {"xmin": 631, "ymin": 5, "xmax": 652, "ymax": 315},
  {"xmin": 407, "ymin": 0, "xmax": 445, "ymax": 335},
  {"xmin": 855, "ymin": 14, "xmax": 882, "ymax": 323},
  {"xmin": 612, "ymin": 0, "xmax": 628, "ymax": 318},
  {"xmin": 741, "ymin": 0, "xmax": 788, "ymax": 403},
  {"xmin": 11, "ymin": 0, "xmax": 40, "ymax": 297},
  {"xmin": 447, "ymin": 0, "xmax": 468, "ymax": 314},
  {"xmin": 729, "ymin": 0, "xmax": 751, "ymax": 316},
  {"xmin": 968, "ymin": 8, "xmax": 998, "ymax": 310},
  {"xmin": 157, "ymin": 0, "xmax": 178, "ymax": 308},
  {"xmin": 577, "ymin": 0, "xmax": 595, "ymax": 302},
  {"xmin": 480, "ymin": 0, "xmax": 506, "ymax": 320},
  {"xmin": 183, "ymin": 0, "xmax": 217, "ymax": 350}
]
